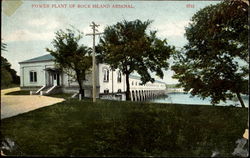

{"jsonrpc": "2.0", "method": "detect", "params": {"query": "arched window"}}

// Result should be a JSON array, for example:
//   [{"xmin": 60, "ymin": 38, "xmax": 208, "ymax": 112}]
[
  {"xmin": 103, "ymin": 68, "xmax": 109, "ymax": 82},
  {"xmin": 30, "ymin": 71, "xmax": 37, "ymax": 82},
  {"xmin": 117, "ymin": 71, "xmax": 122, "ymax": 83},
  {"xmin": 117, "ymin": 89, "xmax": 122, "ymax": 93}
]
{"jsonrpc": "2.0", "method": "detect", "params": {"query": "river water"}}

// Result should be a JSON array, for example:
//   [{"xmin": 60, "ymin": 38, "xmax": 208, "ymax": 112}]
[{"xmin": 149, "ymin": 93, "xmax": 249, "ymax": 107}]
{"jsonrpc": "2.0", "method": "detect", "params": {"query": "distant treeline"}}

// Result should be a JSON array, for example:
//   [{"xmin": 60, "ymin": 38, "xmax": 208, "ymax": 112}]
[{"xmin": 1, "ymin": 56, "xmax": 20, "ymax": 89}]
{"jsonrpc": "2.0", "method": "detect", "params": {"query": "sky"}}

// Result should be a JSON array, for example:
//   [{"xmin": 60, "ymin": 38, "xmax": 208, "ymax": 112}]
[{"xmin": 2, "ymin": 0, "xmax": 221, "ymax": 84}]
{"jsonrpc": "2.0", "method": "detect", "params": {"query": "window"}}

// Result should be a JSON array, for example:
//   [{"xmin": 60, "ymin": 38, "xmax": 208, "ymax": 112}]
[
  {"xmin": 117, "ymin": 71, "xmax": 122, "ymax": 83},
  {"xmin": 30, "ymin": 71, "xmax": 37, "ymax": 82},
  {"xmin": 117, "ymin": 89, "xmax": 122, "ymax": 93},
  {"xmin": 132, "ymin": 81, "xmax": 134, "ymax": 86},
  {"xmin": 104, "ymin": 89, "xmax": 109, "ymax": 94},
  {"xmin": 103, "ymin": 68, "xmax": 109, "ymax": 82}
]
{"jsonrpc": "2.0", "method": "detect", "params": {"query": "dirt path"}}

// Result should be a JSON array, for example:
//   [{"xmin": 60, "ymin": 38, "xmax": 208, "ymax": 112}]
[{"xmin": 1, "ymin": 87, "xmax": 65, "ymax": 119}]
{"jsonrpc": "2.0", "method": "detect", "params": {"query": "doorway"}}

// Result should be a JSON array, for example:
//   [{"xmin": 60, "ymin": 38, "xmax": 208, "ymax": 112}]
[{"xmin": 53, "ymin": 73, "xmax": 60, "ymax": 86}]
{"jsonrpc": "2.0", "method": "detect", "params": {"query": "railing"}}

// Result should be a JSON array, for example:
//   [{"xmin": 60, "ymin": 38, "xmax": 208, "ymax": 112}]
[
  {"xmin": 35, "ymin": 85, "xmax": 46, "ymax": 94},
  {"xmin": 45, "ymin": 85, "xmax": 57, "ymax": 94},
  {"xmin": 71, "ymin": 92, "xmax": 79, "ymax": 98}
]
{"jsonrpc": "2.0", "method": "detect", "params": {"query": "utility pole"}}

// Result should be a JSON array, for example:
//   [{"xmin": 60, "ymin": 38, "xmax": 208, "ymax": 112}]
[{"xmin": 86, "ymin": 22, "xmax": 103, "ymax": 102}]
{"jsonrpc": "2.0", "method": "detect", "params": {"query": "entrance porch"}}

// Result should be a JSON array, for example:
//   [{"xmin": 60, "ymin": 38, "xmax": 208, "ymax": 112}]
[{"xmin": 45, "ymin": 68, "xmax": 62, "ymax": 86}]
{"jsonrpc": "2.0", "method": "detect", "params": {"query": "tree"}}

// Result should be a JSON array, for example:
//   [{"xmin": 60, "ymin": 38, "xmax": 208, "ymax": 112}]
[
  {"xmin": 1, "ymin": 56, "xmax": 20, "ymax": 87},
  {"xmin": 1, "ymin": 57, "xmax": 13, "ymax": 88},
  {"xmin": 97, "ymin": 19, "xmax": 175, "ymax": 100},
  {"xmin": 46, "ymin": 28, "xmax": 92, "ymax": 97},
  {"xmin": 1, "ymin": 41, "xmax": 20, "ymax": 88},
  {"xmin": 172, "ymin": 0, "xmax": 248, "ymax": 107}
]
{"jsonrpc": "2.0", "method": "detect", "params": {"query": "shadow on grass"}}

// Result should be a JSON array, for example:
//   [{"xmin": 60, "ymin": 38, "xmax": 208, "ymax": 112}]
[
  {"xmin": 1, "ymin": 84, "xmax": 19, "ymax": 90},
  {"xmin": 5, "ymin": 91, "xmax": 72, "ymax": 100},
  {"xmin": 5, "ymin": 90, "xmax": 30, "ymax": 95},
  {"xmin": 48, "ymin": 93, "xmax": 72, "ymax": 99}
]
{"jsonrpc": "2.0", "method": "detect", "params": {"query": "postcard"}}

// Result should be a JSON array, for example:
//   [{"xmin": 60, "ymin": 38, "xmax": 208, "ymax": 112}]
[{"xmin": 1, "ymin": 0, "xmax": 249, "ymax": 157}]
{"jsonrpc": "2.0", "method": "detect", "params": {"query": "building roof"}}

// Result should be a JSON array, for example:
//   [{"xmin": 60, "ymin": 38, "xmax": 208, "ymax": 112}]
[
  {"xmin": 19, "ymin": 54, "xmax": 54, "ymax": 64},
  {"xmin": 129, "ymin": 74, "xmax": 166, "ymax": 84}
]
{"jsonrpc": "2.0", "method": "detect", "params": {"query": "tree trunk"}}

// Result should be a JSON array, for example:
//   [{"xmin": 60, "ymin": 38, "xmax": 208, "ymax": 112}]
[
  {"xmin": 236, "ymin": 92, "xmax": 245, "ymax": 108},
  {"xmin": 125, "ymin": 73, "xmax": 131, "ymax": 101},
  {"xmin": 79, "ymin": 87, "xmax": 84, "ymax": 98},
  {"xmin": 76, "ymin": 72, "xmax": 84, "ymax": 98}
]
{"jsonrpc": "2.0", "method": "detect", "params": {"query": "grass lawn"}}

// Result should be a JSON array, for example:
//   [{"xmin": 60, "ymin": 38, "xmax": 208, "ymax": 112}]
[{"xmin": 1, "ymin": 99, "xmax": 248, "ymax": 157}]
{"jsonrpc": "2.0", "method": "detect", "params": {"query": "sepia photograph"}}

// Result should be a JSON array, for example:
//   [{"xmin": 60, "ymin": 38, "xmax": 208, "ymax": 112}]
[{"xmin": 1, "ymin": 0, "xmax": 249, "ymax": 157}]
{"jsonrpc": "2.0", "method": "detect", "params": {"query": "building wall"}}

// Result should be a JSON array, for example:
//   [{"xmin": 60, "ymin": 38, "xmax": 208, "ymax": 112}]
[
  {"xmin": 98, "ymin": 63, "xmax": 166, "ymax": 94},
  {"xmin": 62, "ymin": 70, "xmax": 93, "ymax": 87},
  {"xmin": 20, "ymin": 61, "xmax": 54, "ymax": 87},
  {"xmin": 129, "ymin": 78, "xmax": 166, "ymax": 90},
  {"xmin": 129, "ymin": 78, "xmax": 166, "ymax": 91},
  {"xmin": 20, "ymin": 60, "xmax": 100, "ymax": 98},
  {"xmin": 20, "ymin": 61, "xmax": 166, "ymax": 99},
  {"xmin": 98, "ymin": 63, "xmax": 126, "ymax": 94},
  {"xmin": 61, "ymin": 64, "xmax": 99, "ymax": 98}
]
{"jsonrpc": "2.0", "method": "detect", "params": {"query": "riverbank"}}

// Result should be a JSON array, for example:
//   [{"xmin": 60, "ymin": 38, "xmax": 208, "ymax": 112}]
[
  {"xmin": 1, "ymin": 99, "xmax": 248, "ymax": 156},
  {"xmin": 149, "ymin": 92, "xmax": 249, "ymax": 107}
]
